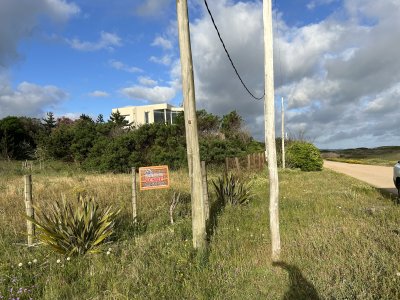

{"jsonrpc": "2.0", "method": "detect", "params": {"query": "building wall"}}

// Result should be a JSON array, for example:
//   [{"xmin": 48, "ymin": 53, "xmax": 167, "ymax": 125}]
[{"xmin": 112, "ymin": 104, "xmax": 183, "ymax": 127}]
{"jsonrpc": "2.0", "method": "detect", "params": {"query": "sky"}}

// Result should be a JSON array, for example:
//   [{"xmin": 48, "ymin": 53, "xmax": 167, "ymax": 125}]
[{"xmin": 0, "ymin": 0, "xmax": 399, "ymax": 149}]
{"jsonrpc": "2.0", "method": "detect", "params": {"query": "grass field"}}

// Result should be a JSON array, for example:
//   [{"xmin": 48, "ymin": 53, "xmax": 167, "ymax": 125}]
[
  {"xmin": 0, "ymin": 161, "xmax": 399, "ymax": 299},
  {"xmin": 322, "ymin": 146, "xmax": 400, "ymax": 166}
]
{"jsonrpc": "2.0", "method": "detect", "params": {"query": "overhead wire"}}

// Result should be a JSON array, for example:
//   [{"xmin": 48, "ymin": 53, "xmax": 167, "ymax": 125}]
[{"xmin": 203, "ymin": 0, "xmax": 264, "ymax": 101}]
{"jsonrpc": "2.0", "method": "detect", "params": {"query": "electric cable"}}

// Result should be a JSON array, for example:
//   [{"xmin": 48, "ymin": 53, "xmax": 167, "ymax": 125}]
[{"xmin": 203, "ymin": 0, "xmax": 264, "ymax": 101}]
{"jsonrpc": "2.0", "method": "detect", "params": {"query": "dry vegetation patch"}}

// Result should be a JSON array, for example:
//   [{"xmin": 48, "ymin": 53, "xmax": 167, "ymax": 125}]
[{"xmin": 0, "ymin": 164, "xmax": 399, "ymax": 299}]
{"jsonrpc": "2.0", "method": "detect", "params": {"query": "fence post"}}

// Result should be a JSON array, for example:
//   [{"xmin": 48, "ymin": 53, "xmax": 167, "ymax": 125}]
[
  {"xmin": 235, "ymin": 157, "xmax": 240, "ymax": 172},
  {"xmin": 247, "ymin": 154, "xmax": 251, "ymax": 170},
  {"xmin": 131, "ymin": 167, "xmax": 137, "ymax": 223},
  {"xmin": 24, "ymin": 175, "xmax": 34, "ymax": 246},
  {"xmin": 225, "ymin": 157, "xmax": 229, "ymax": 173},
  {"xmin": 201, "ymin": 161, "xmax": 209, "ymax": 222}
]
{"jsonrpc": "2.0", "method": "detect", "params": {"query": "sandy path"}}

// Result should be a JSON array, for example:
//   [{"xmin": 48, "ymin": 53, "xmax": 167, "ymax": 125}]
[{"xmin": 323, "ymin": 160, "xmax": 398, "ymax": 195}]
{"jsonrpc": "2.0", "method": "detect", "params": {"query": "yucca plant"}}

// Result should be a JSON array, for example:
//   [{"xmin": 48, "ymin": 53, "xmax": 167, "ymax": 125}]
[
  {"xmin": 212, "ymin": 173, "xmax": 252, "ymax": 205},
  {"xmin": 27, "ymin": 196, "xmax": 120, "ymax": 256}
]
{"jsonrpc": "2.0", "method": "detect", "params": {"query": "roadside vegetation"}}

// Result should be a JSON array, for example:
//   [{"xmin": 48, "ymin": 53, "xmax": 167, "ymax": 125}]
[
  {"xmin": 1, "ymin": 162, "xmax": 399, "ymax": 299},
  {"xmin": 322, "ymin": 146, "xmax": 400, "ymax": 166},
  {"xmin": 0, "ymin": 110, "xmax": 264, "ymax": 172},
  {"xmin": 1, "ymin": 110, "xmax": 399, "ymax": 298}
]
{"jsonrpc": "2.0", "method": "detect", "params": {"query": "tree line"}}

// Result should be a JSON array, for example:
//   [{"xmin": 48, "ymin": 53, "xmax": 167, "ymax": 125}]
[{"xmin": 0, "ymin": 110, "xmax": 264, "ymax": 172}]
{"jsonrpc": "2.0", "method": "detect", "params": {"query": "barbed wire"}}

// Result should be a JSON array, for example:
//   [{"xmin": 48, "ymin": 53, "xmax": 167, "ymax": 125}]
[{"xmin": 203, "ymin": 0, "xmax": 264, "ymax": 101}]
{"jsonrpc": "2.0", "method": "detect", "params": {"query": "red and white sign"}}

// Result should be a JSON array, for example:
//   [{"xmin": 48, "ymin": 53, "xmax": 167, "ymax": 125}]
[{"xmin": 139, "ymin": 165, "xmax": 170, "ymax": 191}]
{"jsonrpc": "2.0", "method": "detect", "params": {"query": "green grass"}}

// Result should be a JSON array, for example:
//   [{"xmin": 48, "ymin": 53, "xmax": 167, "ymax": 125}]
[{"xmin": 0, "ymin": 162, "xmax": 399, "ymax": 299}]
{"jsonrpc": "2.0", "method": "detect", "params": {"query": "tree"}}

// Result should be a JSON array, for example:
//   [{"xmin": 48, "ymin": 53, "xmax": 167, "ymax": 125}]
[
  {"xmin": 0, "ymin": 116, "xmax": 37, "ymax": 160},
  {"xmin": 221, "ymin": 110, "xmax": 243, "ymax": 137},
  {"xmin": 56, "ymin": 117, "xmax": 74, "ymax": 127},
  {"xmin": 109, "ymin": 110, "xmax": 129, "ymax": 127},
  {"xmin": 196, "ymin": 109, "xmax": 220, "ymax": 136},
  {"xmin": 79, "ymin": 114, "xmax": 93, "ymax": 123},
  {"xmin": 96, "ymin": 114, "xmax": 105, "ymax": 123},
  {"xmin": 70, "ymin": 118, "xmax": 97, "ymax": 163},
  {"xmin": 42, "ymin": 112, "xmax": 56, "ymax": 132},
  {"xmin": 44, "ymin": 123, "xmax": 74, "ymax": 161}
]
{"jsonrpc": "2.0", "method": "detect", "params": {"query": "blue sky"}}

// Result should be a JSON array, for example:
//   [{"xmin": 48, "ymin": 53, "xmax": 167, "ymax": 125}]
[{"xmin": 1, "ymin": 0, "xmax": 399, "ymax": 149}]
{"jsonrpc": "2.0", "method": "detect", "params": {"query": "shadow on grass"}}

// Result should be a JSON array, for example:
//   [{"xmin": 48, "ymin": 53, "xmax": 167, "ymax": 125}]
[
  {"xmin": 376, "ymin": 187, "xmax": 399, "ymax": 205},
  {"xmin": 114, "ymin": 212, "xmax": 147, "ymax": 241},
  {"xmin": 206, "ymin": 196, "xmax": 225, "ymax": 242},
  {"xmin": 273, "ymin": 262, "xmax": 320, "ymax": 300}
]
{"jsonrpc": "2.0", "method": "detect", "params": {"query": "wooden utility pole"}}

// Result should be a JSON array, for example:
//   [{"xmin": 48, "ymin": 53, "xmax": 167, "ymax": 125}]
[
  {"xmin": 176, "ymin": 0, "xmax": 206, "ymax": 249},
  {"xmin": 281, "ymin": 97, "xmax": 285, "ymax": 169},
  {"xmin": 263, "ymin": 0, "xmax": 281, "ymax": 262}
]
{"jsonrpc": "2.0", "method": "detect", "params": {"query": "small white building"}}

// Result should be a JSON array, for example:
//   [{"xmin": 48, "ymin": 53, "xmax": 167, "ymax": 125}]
[{"xmin": 112, "ymin": 104, "xmax": 184, "ymax": 127}]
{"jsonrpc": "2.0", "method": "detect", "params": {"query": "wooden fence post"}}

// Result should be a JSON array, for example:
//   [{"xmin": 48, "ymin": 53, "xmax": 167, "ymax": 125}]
[
  {"xmin": 225, "ymin": 157, "xmax": 229, "ymax": 173},
  {"xmin": 24, "ymin": 175, "xmax": 34, "ymax": 246},
  {"xmin": 131, "ymin": 167, "xmax": 137, "ymax": 223},
  {"xmin": 235, "ymin": 157, "xmax": 240, "ymax": 172},
  {"xmin": 247, "ymin": 154, "xmax": 251, "ymax": 170},
  {"xmin": 201, "ymin": 161, "xmax": 209, "ymax": 222}
]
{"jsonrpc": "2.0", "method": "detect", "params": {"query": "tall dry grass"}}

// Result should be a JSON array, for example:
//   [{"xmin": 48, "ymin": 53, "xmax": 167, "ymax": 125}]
[{"xmin": 0, "ymin": 161, "xmax": 399, "ymax": 299}]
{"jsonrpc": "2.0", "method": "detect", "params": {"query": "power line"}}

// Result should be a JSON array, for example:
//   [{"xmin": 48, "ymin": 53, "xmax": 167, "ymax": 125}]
[{"xmin": 203, "ymin": 0, "xmax": 264, "ymax": 101}]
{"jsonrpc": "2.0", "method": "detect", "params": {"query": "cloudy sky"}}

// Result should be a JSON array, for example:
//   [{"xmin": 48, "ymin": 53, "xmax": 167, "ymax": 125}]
[{"xmin": 0, "ymin": 0, "xmax": 399, "ymax": 149}]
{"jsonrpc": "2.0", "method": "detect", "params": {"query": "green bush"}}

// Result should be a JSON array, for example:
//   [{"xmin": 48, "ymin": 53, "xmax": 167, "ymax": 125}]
[
  {"xmin": 212, "ymin": 173, "xmax": 252, "ymax": 205},
  {"xmin": 28, "ymin": 196, "xmax": 120, "ymax": 255},
  {"xmin": 286, "ymin": 141, "xmax": 323, "ymax": 171}
]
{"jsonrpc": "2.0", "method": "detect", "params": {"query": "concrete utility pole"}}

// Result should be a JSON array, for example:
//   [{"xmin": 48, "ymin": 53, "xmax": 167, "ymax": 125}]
[
  {"xmin": 263, "ymin": 0, "xmax": 281, "ymax": 262},
  {"xmin": 176, "ymin": 0, "xmax": 206, "ymax": 249},
  {"xmin": 281, "ymin": 96, "xmax": 285, "ymax": 169}
]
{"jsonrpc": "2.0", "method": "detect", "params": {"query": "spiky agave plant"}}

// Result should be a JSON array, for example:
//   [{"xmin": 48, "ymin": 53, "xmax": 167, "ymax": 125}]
[
  {"xmin": 212, "ymin": 173, "xmax": 252, "ymax": 205},
  {"xmin": 27, "ymin": 196, "xmax": 120, "ymax": 256}
]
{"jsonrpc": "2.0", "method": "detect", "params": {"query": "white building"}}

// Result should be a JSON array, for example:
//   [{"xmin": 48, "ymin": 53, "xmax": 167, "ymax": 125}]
[{"xmin": 112, "ymin": 104, "xmax": 184, "ymax": 127}]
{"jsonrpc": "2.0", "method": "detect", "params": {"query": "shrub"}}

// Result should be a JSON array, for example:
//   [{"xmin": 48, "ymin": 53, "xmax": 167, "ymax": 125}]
[
  {"xmin": 212, "ymin": 173, "xmax": 252, "ymax": 205},
  {"xmin": 28, "ymin": 196, "xmax": 120, "ymax": 255},
  {"xmin": 286, "ymin": 141, "xmax": 323, "ymax": 171}
]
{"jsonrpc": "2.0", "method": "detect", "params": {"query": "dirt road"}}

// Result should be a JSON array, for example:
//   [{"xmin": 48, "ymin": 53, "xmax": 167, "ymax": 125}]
[{"xmin": 323, "ymin": 160, "xmax": 398, "ymax": 195}]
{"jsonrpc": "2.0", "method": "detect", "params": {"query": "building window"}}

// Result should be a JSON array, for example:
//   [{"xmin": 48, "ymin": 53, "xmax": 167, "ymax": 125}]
[
  {"xmin": 166, "ymin": 110, "xmax": 172, "ymax": 124},
  {"xmin": 171, "ymin": 111, "xmax": 182, "ymax": 124},
  {"xmin": 153, "ymin": 109, "xmax": 165, "ymax": 123},
  {"xmin": 144, "ymin": 112, "xmax": 149, "ymax": 124}
]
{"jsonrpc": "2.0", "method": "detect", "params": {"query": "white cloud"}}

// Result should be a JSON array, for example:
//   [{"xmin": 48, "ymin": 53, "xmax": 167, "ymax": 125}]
[
  {"xmin": 0, "ymin": 0, "xmax": 79, "ymax": 66},
  {"xmin": 135, "ymin": 0, "xmax": 172, "ymax": 17},
  {"xmin": 0, "ymin": 80, "xmax": 67, "ymax": 118},
  {"xmin": 180, "ymin": 0, "xmax": 400, "ymax": 148},
  {"xmin": 138, "ymin": 76, "xmax": 158, "ymax": 86},
  {"xmin": 152, "ymin": 36, "xmax": 173, "ymax": 50},
  {"xmin": 190, "ymin": 0, "xmax": 264, "ymax": 122},
  {"xmin": 61, "ymin": 112, "xmax": 80, "ymax": 120},
  {"xmin": 363, "ymin": 84, "xmax": 400, "ymax": 115},
  {"xmin": 150, "ymin": 55, "xmax": 173, "ymax": 66},
  {"xmin": 43, "ymin": 0, "xmax": 80, "ymax": 21},
  {"xmin": 109, "ymin": 59, "xmax": 143, "ymax": 73},
  {"xmin": 307, "ymin": 0, "xmax": 338, "ymax": 10},
  {"xmin": 88, "ymin": 90, "xmax": 109, "ymax": 97},
  {"xmin": 67, "ymin": 31, "xmax": 122, "ymax": 52},
  {"xmin": 120, "ymin": 85, "xmax": 176, "ymax": 103}
]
